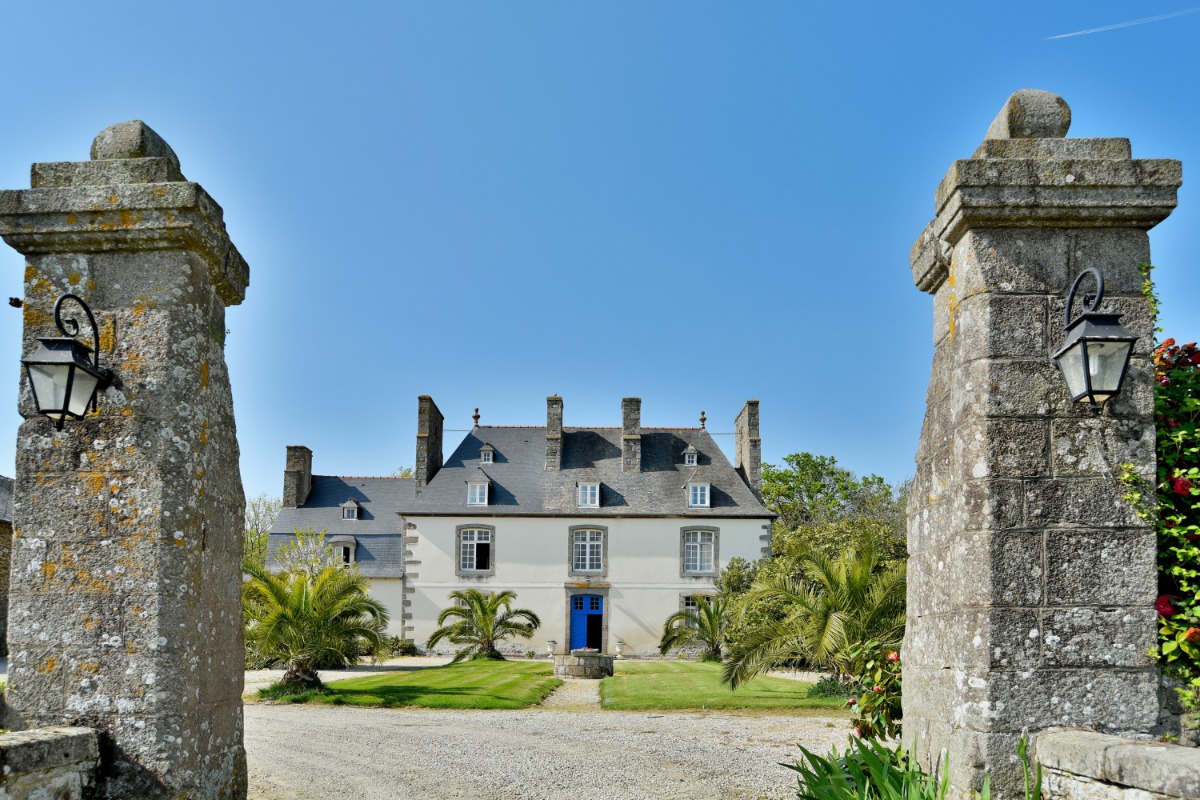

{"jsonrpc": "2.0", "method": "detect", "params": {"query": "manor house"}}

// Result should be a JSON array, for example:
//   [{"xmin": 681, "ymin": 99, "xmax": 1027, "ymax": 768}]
[{"xmin": 268, "ymin": 396, "xmax": 773, "ymax": 656}]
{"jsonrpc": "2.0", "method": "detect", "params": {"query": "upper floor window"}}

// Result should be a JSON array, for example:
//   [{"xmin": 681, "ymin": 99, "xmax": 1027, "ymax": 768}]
[
  {"xmin": 572, "ymin": 529, "xmax": 604, "ymax": 572},
  {"xmin": 468, "ymin": 481, "xmax": 489, "ymax": 506},
  {"xmin": 336, "ymin": 545, "xmax": 354, "ymax": 566},
  {"xmin": 460, "ymin": 528, "xmax": 492, "ymax": 571},
  {"xmin": 480, "ymin": 443, "xmax": 495, "ymax": 464},
  {"xmin": 577, "ymin": 482, "xmax": 599, "ymax": 508},
  {"xmin": 682, "ymin": 529, "xmax": 716, "ymax": 574},
  {"xmin": 683, "ymin": 445, "xmax": 698, "ymax": 466},
  {"xmin": 342, "ymin": 506, "xmax": 358, "ymax": 520},
  {"xmin": 688, "ymin": 482, "xmax": 710, "ymax": 508}
]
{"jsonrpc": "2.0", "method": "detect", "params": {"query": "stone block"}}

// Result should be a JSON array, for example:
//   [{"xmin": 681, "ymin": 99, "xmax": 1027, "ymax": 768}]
[
  {"xmin": 963, "ymin": 478, "xmax": 1024, "ymax": 531},
  {"xmin": 956, "ymin": 417, "xmax": 1049, "ymax": 479},
  {"xmin": 955, "ymin": 293, "xmax": 1050, "ymax": 364},
  {"xmin": 950, "ymin": 358, "xmax": 1060, "ymax": 420},
  {"xmin": 1042, "ymin": 606, "xmax": 1156, "ymax": 668},
  {"xmin": 1045, "ymin": 529, "xmax": 1156, "ymax": 606},
  {"xmin": 954, "ymin": 229, "xmax": 1071, "ymax": 296},
  {"xmin": 1051, "ymin": 416, "xmax": 1155, "ymax": 479},
  {"xmin": 1025, "ymin": 478, "xmax": 1144, "ymax": 529},
  {"xmin": 989, "ymin": 667, "xmax": 1159, "ymax": 732},
  {"xmin": 989, "ymin": 529, "xmax": 1045, "ymax": 606}
]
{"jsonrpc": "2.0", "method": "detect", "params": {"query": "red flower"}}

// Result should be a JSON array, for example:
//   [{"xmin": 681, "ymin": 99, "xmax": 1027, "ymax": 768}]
[
  {"xmin": 1164, "ymin": 338, "xmax": 1176, "ymax": 348},
  {"xmin": 1184, "ymin": 628, "xmax": 1200, "ymax": 643},
  {"xmin": 873, "ymin": 685, "xmax": 884, "ymax": 693},
  {"xmin": 887, "ymin": 651, "xmax": 900, "ymax": 662},
  {"xmin": 1173, "ymin": 477, "xmax": 1194, "ymax": 496},
  {"xmin": 1157, "ymin": 595, "xmax": 1181, "ymax": 617},
  {"xmin": 1168, "ymin": 420, "xmax": 1179, "ymax": 428},
  {"xmin": 846, "ymin": 697, "xmax": 856, "ymax": 706}
]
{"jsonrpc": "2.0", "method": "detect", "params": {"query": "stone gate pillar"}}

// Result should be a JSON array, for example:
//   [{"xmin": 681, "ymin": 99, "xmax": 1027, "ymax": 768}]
[
  {"xmin": 904, "ymin": 91, "xmax": 1181, "ymax": 796},
  {"xmin": 0, "ymin": 121, "xmax": 249, "ymax": 799}
]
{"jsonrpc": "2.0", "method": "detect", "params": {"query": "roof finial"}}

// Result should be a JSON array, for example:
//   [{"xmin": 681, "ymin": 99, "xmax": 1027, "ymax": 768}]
[
  {"xmin": 699, "ymin": 410, "xmax": 706, "ymax": 428},
  {"xmin": 473, "ymin": 408, "xmax": 480, "ymax": 426}
]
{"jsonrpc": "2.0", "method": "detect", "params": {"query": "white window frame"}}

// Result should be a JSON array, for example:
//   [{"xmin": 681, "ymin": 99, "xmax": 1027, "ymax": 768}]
[
  {"xmin": 682, "ymin": 529, "xmax": 716, "ymax": 574},
  {"xmin": 688, "ymin": 482, "xmax": 710, "ymax": 508},
  {"xmin": 480, "ymin": 449, "xmax": 493, "ymax": 464},
  {"xmin": 467, "ymin": 481, "xmax": 489, "ymax": 506},
  {"xmin": 336, "ymin": 545, "xmax": 354, "ymax": 567},
  {"xmin": 342, "ymin": 506, "xmax": 358, "ymax": 520},
  {"xmin": 684, "ymin": 452, "xmax": 697, "ymax": 466},
  {"xmin": 572, "ymin": 529, "xmax": 604, "ymax": 572},
  {"xmin": 577, "ymin": 482, "xmax": 600, "ymax": 508},
  {"xmin": 459, "ymin": 528, "xmax": 493, "ymax": 573}
]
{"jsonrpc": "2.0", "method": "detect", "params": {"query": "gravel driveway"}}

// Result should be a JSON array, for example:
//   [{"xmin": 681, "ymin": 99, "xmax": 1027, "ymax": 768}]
[{"xmin": 245, "ymin": 679, "xmax": 851, "ymax": 800}]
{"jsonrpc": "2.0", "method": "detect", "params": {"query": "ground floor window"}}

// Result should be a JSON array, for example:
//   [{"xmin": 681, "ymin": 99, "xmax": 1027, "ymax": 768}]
[
  {"xmin": 572, "ymin": 529, "xmax": 603, "ymax": 572},
  {"xmin": 459, "ymin": 528, "xmax": 492, "ymax": 572}
]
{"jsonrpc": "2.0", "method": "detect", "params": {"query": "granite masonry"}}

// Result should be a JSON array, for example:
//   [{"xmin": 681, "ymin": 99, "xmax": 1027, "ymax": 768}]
[
  {"xmin": 904, "ymin": 90, "xmax": 1184, "ymax": 796},
  {"xmin": 0, "ymin": 121, "xmax": 249, "ymax": 799}
]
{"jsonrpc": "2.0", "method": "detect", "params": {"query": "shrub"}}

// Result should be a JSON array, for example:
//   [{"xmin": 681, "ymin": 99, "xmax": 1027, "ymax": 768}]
[
  {"xmin": 844, "ymin": 641, "xmax": 902, "ymax": 739},
  {"xmin": 386, "ymin": 637, "xmax": 420, "ymax": 657},
  {"xmin": 806, "ymin": 674, "xmax": 853, "ymax": 699}
]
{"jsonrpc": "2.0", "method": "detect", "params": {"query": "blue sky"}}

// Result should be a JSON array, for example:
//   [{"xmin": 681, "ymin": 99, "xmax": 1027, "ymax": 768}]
[{"xmin": 1, "ymin": 2, "xmax": 1198, "ymax": 501}]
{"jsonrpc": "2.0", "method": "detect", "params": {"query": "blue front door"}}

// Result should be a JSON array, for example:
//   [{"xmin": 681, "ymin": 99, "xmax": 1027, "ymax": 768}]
[{"xmin": 569, "ymin": 594, "xmax": 603, "ymax": 650}]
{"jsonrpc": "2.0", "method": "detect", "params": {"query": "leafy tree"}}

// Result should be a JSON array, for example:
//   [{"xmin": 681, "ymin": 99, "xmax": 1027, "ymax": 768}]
[
  {"xmin": 392, "ymin": 465, "xmax": 414, "ymax": 478},
  {"xmin": 274, "ymin": 527, "xmax": 337, "ymax": 579},
  {"xmin": 244, "ymin": 493, "xmax": 282, "ymax": 569},
  {"xmin": 722, "ymin": 544, "xmax": 906, "ymax": 689},
  {"xmin": 242, "ymin": 561, "xmax": 390, "ymax": 690},
  {"xmin": 659, "ymin": 595, "xmax": 730, "ymax": 661},
  {"xmin": 426, "ymin": 589, "xmax": 540, "ymax": 663}
]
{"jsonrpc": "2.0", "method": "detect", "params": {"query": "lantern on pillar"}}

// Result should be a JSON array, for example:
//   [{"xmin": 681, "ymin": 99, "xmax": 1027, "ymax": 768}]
[
  {"xmin": 1051, "ymin": 268, "xmax": 1137, "ymax": 409},
  {"xmin": 21, "ymin": 294, "xmax": 113, "ymax": 429}
]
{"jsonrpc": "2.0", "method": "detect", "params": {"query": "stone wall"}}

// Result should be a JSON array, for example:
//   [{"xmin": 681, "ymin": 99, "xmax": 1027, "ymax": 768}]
[
  {"xmin": 0, "ymin": 727, "xmax": 99, "ymax": 800},
  {"xmin": 0, "ymin": 121, "xmax": 249, "ymax": 799},
  {"xmin": 554, "ymin": 652, "xmax": 614, "ymax": 679},
  {"xmin": 904, "ymin": 90, "xmax": 1181, "ymax": 797},
  {"xmin": 1037, "ymin": 730, "xmax": 1200, "ymax": 800}
]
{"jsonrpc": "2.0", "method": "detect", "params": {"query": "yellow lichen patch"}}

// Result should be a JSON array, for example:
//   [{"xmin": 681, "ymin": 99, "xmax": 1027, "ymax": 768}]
[
  {"xmin": 67, "ymin": 272, "xmax": 81, "ymax": 285},
  {"xmin": 121, "ymin": 352, "xmax": 147, "ymax": 377},
  {"xmin": 85, "ymin": 473, "xmax": 105, "ymax": 496},
  {"xmin": 78, "ymin": 662, "xmax": 101, "ymax": 674},
  {"xmin": 65, "ymin": 214, "xmax": 77, "ymax": 224},
  {"xmin": 22, "ymin": 307, "xmax": 48, "ymax": 328},
  {"xmin": 107, "ymin": 194, "xmax": 119, "ymax": 204},
  {"xmin": 200, "ymin": 421, "xmax": 208, "ymax": 447},
  {"xmin": 194, "ymin": 469, "xmax": 205, "ymax": 480},
  {"xmin": 122, "ymin": 407, "xmax": 134, "ymax": 417},
  {"xmin": 41, "ymin": 561, "xmax": 57, "ymax": 578},
  {"xmin": 37, "ymin": 657, "xmax": 58, "ymax": 674},
  {"xmin": 86, "ymin": 279, "xmax": 96, "ymax": 293},
  {"xmin": 82, "ymin": 616, "xmax": 95, "ymax": 630},
  {"xmin": 109, "ymin": 481, "xmax": 121, "ymax": 494},
  {"xmin": 174, "ymin": 537, "xmax": 188, "ymax": 546},
  {"xmin": 200, "ymin": 360, "xmax": 209, "ymax": 389},
  {"xmin": 165, "ymin": 211, "xmax": 175, "ymax": 224},
  {"xmin": 152, "ymin": 186, "xmax": 166, "ymax": 198},
  {"xmin": 98, "ymin": 318, "xmax": 115, "ymax": 353},
  {"xmin": 125, "ymin": 445, "xmax": 137, "ymax": 455},
  {"xmin": 24, "ymin": 264, "xmax": 37, "ymax": 281}
]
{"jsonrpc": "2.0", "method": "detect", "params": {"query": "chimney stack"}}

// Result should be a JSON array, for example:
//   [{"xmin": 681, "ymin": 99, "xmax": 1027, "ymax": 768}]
[
  {"xmin": 735, "ymin": 400, "xmax": 762, "ymax": 495},
  {"xmin": 546, "ymin": 395, "xmax": 563, "ymax": 471},
  {"xmin": 621, "ymin": 397, "xmax": 642, "ymax": 472},
  {"xmin": 415, "ymin": 395, "xmax": 444, "ymax": 494},
  {"xmin": 283, "ymin": 445, "xmax": 313, "ymax": 507}
]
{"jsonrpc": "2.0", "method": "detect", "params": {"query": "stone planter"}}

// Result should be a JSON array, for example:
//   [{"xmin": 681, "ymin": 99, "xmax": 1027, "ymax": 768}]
[{"xmin": 553, "ymin": 650, "xmax": 614, "ymax": 679}]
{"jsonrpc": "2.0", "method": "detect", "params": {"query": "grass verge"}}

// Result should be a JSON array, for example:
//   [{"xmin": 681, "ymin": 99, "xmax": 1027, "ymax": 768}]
[
  {"xmin": 257, "ymin": 660, "xmax": 561, "ymax": 710},
  {"xmin": 600, "ymin": 660, "xmax": 849, "ymax": 712}
]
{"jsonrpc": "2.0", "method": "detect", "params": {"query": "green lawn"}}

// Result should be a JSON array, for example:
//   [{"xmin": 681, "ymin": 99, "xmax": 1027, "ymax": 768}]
[
  {"xmin": 600, "ymin": 660, "xmax": 849, "ymax": 712},
  {"xmin": 261, "ymin": 660, "xmax": 562, "ymax": 710}
]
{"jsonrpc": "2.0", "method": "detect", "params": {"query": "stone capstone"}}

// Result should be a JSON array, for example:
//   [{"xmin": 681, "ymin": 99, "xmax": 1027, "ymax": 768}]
[
  {"xmin": 0, "ymin": 726, "xmax": 99, "ymax": 799},
  {"xmin": 983, "ymin": 88, "xmax": 1071, "ymax": 140},
  {"xmin": 90, "ymin": 120, "xmax": 181, "ymax": 171}
]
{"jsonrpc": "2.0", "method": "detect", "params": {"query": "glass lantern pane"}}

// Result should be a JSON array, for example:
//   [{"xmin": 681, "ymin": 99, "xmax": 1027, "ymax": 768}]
[
  {"xmin": 1055, "ymin": 341, "xmax": 1088, "ymax": 400},
  {"xmin": 66, "ymin": 370, "xmax": 99, "ymax": 417},
  {"xmin": 1085, "ymin": 340, "xmax": 1133, "ymax": 394},
  {"xmin": 28, "ymin": 363, "xmax": 72, "ymax": 414}
]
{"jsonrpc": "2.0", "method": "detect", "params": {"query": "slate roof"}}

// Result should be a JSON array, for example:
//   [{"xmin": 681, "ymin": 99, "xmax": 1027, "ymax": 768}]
[
  {"xmin": 402, "ymin": 427, "xmax": 773, "ymax": 518},
  {"xmin": 267, "ymin": 475, "xmax": 414, "ymax": 578}
]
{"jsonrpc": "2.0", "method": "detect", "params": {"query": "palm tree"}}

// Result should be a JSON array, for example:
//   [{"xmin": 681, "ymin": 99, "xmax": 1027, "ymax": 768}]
[
  {"xmin": 426, "ymin": 589, "xmax": 540, "ymax": 663},
  {"xmin": 659, "ymin": 595, "xmax": 730, "ymax": 661},
  {"xmin": 722, "ymin": 544, "xmax": 905, "ymax": 689},
  {"xmin": 243, "ymin": 561, "xmax": 390, "ymax": 690}
]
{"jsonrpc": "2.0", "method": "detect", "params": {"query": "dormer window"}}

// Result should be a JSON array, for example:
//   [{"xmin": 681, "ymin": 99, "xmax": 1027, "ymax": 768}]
[
  {"xmin": 577, "ymin": 482, "xmax": 600, "ymax": 508},
  {"xmin": 688, "ymin": 482, "xmax": 710, "ymax": 508},
  {"xmin": 468, "ymin": 481, "xmax": 489, "ymax": 506},
  {"xmin": 340, "ymin": 499, "xmax": 360, "ymax": 520},
  {"xmin": 682, "ymin": 445, "xmax": 698, "ymax": 467},
  {"xmin": 329, "ymin": 535, "xmax": 356, "ymax": 567},
  {"xmin": 480, "ymin": 443, "xmax": 495, "ymax": 464}
]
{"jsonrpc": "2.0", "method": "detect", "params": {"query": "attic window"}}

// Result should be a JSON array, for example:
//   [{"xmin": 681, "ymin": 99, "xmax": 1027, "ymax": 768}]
[
  {"xmin": 340, "ymin": 500, "xmax": 359, "ymax": 520},
  {"xmin": 468, "ymin": 481, "xmax": 489, "ymax": 506},
  {"xmin": 683, "ymin": 445, "xmax": 698, "ymax": 467},
  {"xmin": 577, "ymin": 482, "xmax": 599, "ymax": 508},
  {"xmin": 688, "ymin": 482, "xmax": 710, "ymax": 508},
  {"xmin": 480, "ymin": 443, "xmax": 495, "ymax": 464}
]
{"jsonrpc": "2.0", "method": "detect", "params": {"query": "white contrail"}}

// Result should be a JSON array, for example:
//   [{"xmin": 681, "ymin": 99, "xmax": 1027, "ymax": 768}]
[{"xmin": 1047, "ymin": 7, "xmax": 1200, "ymax": 39}]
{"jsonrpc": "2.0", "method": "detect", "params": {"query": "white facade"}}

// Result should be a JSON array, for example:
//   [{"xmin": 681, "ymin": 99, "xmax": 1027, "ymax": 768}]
[{"xmin": 405, "ymin": 515, "xmax": 769, "ymax": 656}]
